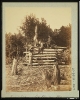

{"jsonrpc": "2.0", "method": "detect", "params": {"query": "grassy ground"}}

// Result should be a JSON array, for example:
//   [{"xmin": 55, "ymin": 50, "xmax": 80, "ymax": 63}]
[{"xmin": 6, "ymin": 63, "xmax": 72, "ymax": 92}]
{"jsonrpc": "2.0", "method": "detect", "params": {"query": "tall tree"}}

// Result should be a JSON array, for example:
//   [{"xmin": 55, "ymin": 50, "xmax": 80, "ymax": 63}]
[
  {"xmin": 6, "ymin": 32, "xmax": 12, "ymax": 57},
  {"xmin": 20, "ymin": 14, "xmax": 54, "ymax": 45},
  {"xmin": 6, "ymin": 32, "xmax": 25, "ymax": 58},
  {"xmin": 54, "ymin": 24, "xmax": 71, "ymax": 47},
  {"xmin": 20, "ymin": 14, "xmax": 38, "ymax": 45}
]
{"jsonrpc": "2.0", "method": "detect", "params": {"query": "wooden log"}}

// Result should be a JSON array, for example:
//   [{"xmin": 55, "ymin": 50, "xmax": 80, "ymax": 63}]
[
  {"xmin": 32, "ymin": 57, "xmax": 57, "ymax": 60},
  {"xmin": 23, "ymin": 52, "xmax": 62, "ymax": 54},
  {"xmin": 22, "ymin": 62, "xmax": 56, "ymax": 65},
  {"xmin": 27, "ymin": 60, "xmax": 55, "ymax": 62},
  {"xmin": 33, "ymin": 57, "xmax": 56, "ymax": 60},
  {"xmin": 23, "ymin": 51, "xmax": 62, "ymax": 55},
  {"xmin": 24, "ymin": 52, "xmax": 57, "ymax": 53},
  {"xmin": 32, "ymin": 65, "xmax": 54, "ymax": 67},
  {"xmin": 32, "ymin": 62, "xmax": 56, "ymax": 65},
  {"xmin": 26, "ymin": 60, "xmax": 55, "ymax": 63},
  {"xmin": 24, "ymin": 54, "xmax": 54, "ymax": 56},
  {"xmin": 32, "ymin": 54, "xmax": 56, "ymax": 57},
  {"xmin": 23, "ymin": 49, "xmax": 64, "ymax": 53},
  {"xmin": 25, "ymin": 56, "xmax": 57, "ymax": 60},
  {"xmin": 33, "ymin": 48, "xmax": 64, "ymax": 51},
  {"xmin": 32, "ymin": 56, "xmax": 56, "ymax": 58}
]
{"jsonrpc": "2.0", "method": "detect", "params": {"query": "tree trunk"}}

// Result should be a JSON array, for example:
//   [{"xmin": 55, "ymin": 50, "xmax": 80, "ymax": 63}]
[
  {"xmin": 53, "ymin": 63, "xmax": 60, "ymax": 85},
  {"xmin": 11, "ymin": 58, "xmax": 17, "ymax": 75}
]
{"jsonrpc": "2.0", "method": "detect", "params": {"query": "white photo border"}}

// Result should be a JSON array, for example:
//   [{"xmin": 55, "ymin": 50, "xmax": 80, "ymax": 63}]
[{"xmin": 1, "ymin": 2, "xmax": 79, "ymax": 98}]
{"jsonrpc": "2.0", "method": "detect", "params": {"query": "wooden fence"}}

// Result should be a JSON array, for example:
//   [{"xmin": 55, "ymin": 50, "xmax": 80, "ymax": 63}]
[{"xmin": 23, "ymin": 47, "xmax": 67, "ymax": 66}]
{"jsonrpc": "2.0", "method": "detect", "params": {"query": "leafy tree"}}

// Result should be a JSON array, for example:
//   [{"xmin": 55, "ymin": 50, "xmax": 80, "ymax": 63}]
[
  {"xmin": 6, "ymin": 32, "xmax": 12, "ymax": 57},
  {"xmin": 20, "ymin": 14, "xmax": 54, "ymax": 45},
  {"xmin": 20, "ymin": 14, "xmax": 38, "ymax": 45},
  {"xmin": 6, "ymin": 32, "xmax": 25, "ymax": 58},
  {"xmin": 54, "ymin": 24, "xmax": 71, "ymax": 47}
]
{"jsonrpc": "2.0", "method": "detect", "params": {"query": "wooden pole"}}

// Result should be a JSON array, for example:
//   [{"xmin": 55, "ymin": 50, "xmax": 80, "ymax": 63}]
[{"xmin": 26, "ymin": 42, "xmax": 28, "ymax": 61}]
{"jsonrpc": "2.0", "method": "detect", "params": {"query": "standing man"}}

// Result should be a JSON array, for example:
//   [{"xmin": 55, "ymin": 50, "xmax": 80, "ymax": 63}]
[
  {"xmin": 38, "ymin": 41, "xmax": 44, "ymax": 54},
  {"xmin": 47, "ymin": 35, "xmax": 51, "ymax": 48},
  {"xmin": 28, "ymin": 45, "xmax": 33, "ymax": 66}
]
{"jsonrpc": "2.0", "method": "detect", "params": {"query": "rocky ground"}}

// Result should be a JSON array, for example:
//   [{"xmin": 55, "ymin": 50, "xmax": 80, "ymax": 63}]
[{"xmin": 6, "ymin": 64, "xmax": 72, "ymax": 92}]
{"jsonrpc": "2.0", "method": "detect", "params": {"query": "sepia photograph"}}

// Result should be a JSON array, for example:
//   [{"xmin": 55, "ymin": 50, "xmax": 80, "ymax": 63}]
[{"xmin": 2, "ymin": 2, "xmax": 79, "ymax": 98}]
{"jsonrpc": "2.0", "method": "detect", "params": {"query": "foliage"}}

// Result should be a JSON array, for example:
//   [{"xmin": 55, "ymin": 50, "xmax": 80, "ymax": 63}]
[
  {"xmin": 20, "ymin": 14, "xmax": 71, "ymax": 48},
  {"xmin": 54, "ymin": 24, "xmax": 71, "ymax": 47},
  {"xmin": 6, "ymin": 32, "xmax": 25, "ymax": 58},
  {"xmin": 20, "ymin": 14, "xmax": 54, "ymax": 44},
  {"xmin": 6, "ymin": 14, "xmax": 71, "ymax": 64}
]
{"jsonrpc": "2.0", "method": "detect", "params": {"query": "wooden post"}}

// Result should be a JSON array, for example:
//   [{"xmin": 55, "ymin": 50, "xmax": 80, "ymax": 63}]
[
  {"xmin": 28, "ymin": 51, "xmax": 32, "ymax": 66},
  {"xmin": 11, "ymin": 56, "xmax": 17, "ymax": 75},
  {"xmin": 26, "ymin": 42, "xmax": 28, "ymax": 61},
  {"xmin": 53, "ymin": 50, "xmax": 61, "ymax": 85},
  {"xmin": 53, "ymin": 62, "xmax": 60, "ymax": 85}
]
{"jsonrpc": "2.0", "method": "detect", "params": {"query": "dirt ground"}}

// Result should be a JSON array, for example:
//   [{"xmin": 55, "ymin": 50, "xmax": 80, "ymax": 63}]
[{"xmin": 6, "ymin": 64, "xmax": 72, "ymax": 92}]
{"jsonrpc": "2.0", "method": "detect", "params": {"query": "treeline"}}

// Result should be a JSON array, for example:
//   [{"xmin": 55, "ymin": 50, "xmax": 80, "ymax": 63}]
[
  {"xmin": 6, "ymin": 14, "xmax": 71, "ymax": 58},
  {"xmin": 6, "ymin": 32, "xmax": 25, "ymax": 58}
]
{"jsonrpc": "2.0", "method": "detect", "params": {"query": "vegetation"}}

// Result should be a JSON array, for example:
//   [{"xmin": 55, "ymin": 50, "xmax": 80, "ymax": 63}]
[
  {"xmin": 6, "ymin": 14, "xmax": 71, "ymax": 63},
  {"xmin": 6, "ymin": 14, "xmax": 71, "ymax": 92}
]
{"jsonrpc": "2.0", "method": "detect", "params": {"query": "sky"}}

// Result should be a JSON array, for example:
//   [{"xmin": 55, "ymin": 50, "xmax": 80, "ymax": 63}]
[{"xmin": 5, "ymin": 7, "xmax": 71, "ymax": 34}]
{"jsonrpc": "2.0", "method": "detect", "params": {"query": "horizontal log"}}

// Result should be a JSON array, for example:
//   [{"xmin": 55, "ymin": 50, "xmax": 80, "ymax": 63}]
[
  {"xmin": 23, "ymin": 50, "xmax": 63, "ymax": 52},
  {"xmin": 24, "ymin": 52, "xmax": 57, "ymax": 53},
  {"xmin": 34, "ymin": 56, "xmax": 57, "ymax": 58},
  {"xmin": 24, "ymin": 60, "xmax": 57, "ymax": 63},
  {"xmin": 23, "ymin": 52, "xmax": 62, "ymax": 54},
  {"xmin": 33, "ymin": 57, "xmax": 56, "ymax": 59},
  {"xmin": 33, "ymin": 48, "xmax": 64, "ymax": 51},
  {"xmin": 31, "ymin": 62, "xmax": 66, "ymax": 64},
  {"xmin": 32, "ymin": 66, "xmax": 54, "ymax": 67},
  {"xmin": 25, "ymin": 56, "xmax": 57, "ymax": 59},
  {"xmin": 33, "ymin": 54, "xmax": 56, "ymax": 56},
  {"xmin": 20, "ymin": 63, "xmax": 68, "ymax": 66},
  {"xmin": 26, "ymin": 60, "xmax": 55, "ymax": 62},
  {"xmin": 22, "ymin": 63, "xmax": 55, "ymax": 65},
  {"xmin": 32, "ymin": 64, "xmax": 54, "ymax": 66},
  {"xmin": 32, "ymin": 62, "xmax": 56, "ymax": 65}
]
